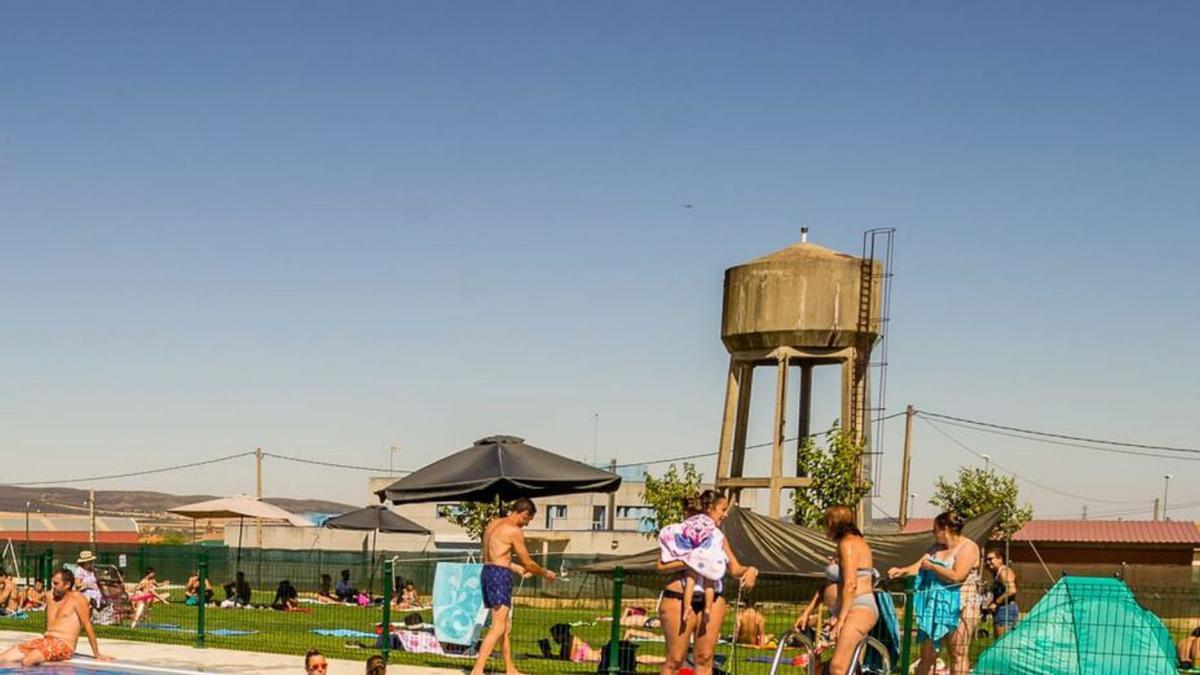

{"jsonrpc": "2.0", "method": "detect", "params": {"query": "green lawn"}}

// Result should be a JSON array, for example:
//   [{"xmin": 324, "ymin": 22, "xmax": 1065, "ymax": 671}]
[{"xmin": 0, "ymin": 592, "xmax": 817, "ymax": 673}]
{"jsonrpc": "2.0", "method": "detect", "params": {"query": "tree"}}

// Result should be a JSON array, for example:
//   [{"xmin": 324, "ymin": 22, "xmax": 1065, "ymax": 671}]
[
  {"xmin": 641, "ymin": 462, "xmax": 704, "ymax": 536},
  {"xmin": 446, "ymin": 500, "xmax": 511, "ymax": 541},
  {"xmin": 931, "ymin": 466, "xmax": 1033, "ymax": 539},
  {"xmin": 791, "ymin": 426, "xmax": 872, "ymax": 528}
]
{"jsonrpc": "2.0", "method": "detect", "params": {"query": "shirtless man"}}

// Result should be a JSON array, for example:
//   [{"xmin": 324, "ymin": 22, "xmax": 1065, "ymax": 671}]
[
  {"xmin": 469, "ymin": 498, "xmax": 556, "ymax": 675},
  {"xmin": 0, "ymin": 569, "xmax": 111, "ymax": 667},
  {"xmin": 0, "ymin": 571, "xmax": 17, "ymax": 614}
]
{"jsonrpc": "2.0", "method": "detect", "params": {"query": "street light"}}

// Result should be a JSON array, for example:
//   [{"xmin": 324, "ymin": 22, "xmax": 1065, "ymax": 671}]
[
  {"xmin": 1163, "ymin": 474, "xmax": 1174, "ymax": 520},
  {"xmin": 24, "ymin": 501, "xmax": 31, "ymax": 544},
  {"xmin": 389, "ymin": 446, "xmax": 399, "ymax": 475},
  {"xmin": 908, "ymin": 493, "xmax": 918, "ymax": 521},
  {"xmin": 980, "ymin": 454, "xmax": 991, "ymax": 472}
]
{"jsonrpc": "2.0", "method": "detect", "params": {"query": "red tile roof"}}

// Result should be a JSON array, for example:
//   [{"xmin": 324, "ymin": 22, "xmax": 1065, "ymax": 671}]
[{"xmin": 901, "ymin": 518, "xmax": 1200, "ymax": 545}]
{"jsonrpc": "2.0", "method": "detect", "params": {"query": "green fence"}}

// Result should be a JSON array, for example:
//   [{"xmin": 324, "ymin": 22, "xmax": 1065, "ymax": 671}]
[{"xmin": 1, "ymin": 545, "xmax": 1198, "ymax": 673}]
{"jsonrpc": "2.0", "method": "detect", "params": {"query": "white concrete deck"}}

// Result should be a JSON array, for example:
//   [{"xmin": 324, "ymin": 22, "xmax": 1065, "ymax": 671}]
[{"xmin": 0, "ymin": 630, "xmax": 461, "ymax": 674}]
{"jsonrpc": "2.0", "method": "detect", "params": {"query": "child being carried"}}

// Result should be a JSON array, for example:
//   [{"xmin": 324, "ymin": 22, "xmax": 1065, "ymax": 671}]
[{"xmin": 658, "ymin": 495, "xmax": 727, "ymax": 620}]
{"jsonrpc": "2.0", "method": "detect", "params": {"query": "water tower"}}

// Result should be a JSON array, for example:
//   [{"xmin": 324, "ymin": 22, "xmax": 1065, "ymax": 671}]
[{"xmin": 714, "ymin": 228, "xmax": 893, "ymax": 519}]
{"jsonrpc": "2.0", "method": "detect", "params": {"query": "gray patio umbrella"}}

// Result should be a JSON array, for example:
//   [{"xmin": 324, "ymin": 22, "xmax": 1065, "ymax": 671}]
[
  {"xmin": 375, "ymin": 435, "xmax": 622, "ymax": 504},
  {"xmin": 323, "ymin": 506, "xmax": 431, "ymax": 595}
]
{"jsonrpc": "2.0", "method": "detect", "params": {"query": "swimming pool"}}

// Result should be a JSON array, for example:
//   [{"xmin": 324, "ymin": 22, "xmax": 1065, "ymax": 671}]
[{"xmin": 0, "ymin": 661, "xmax": 204, "ymax": 674}]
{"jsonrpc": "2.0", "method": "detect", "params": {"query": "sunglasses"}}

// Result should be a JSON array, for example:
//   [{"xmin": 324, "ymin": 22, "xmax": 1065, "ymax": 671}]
[{"xmin": 309, "ymin": 664, "xmax": 328, "ymax": 672}]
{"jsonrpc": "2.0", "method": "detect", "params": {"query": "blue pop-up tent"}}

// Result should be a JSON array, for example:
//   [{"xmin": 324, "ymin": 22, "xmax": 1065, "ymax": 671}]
[{"xmin": 973, "ymin": 575, "xmax": 1177, "ymax": 675}]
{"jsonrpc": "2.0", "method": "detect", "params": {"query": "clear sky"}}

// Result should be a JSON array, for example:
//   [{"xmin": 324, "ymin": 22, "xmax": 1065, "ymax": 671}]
[{"xmin": 2, "ymin": 2, "xmax": 1197, "ymax": 520}]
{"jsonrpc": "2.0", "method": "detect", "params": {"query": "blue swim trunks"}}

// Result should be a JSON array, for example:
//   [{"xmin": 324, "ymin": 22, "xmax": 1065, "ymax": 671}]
[
  {"xmin": 480, "ymin": 564, "xmax": 513, "ymax": 609},
  {"xmin": 993, "ymin": 602, "xmax": 1019, "ymax": 627}
]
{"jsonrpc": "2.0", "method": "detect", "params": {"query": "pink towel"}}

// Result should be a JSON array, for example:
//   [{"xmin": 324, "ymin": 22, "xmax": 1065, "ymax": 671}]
[{"xmin": 658, "ymin": 514, "xmax": 727, "ymax": 581}]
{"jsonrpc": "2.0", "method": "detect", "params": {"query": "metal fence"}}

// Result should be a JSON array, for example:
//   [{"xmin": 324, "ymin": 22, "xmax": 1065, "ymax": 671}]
[{"xmin": 1, "ymin": 546, "xmax": 1197, "ymax": 674}]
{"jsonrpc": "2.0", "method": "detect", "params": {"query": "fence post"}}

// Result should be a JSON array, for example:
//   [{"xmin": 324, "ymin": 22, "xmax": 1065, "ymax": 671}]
[
  {"xmin": 899, "ymin": 576, "xmax": 916, "ymax": 674},
  {"xmin": 43, "ymin": 549, "xmax": 53, "ymax": 586},
  {"xmin": 381, "ymin": 558, "xmax": 393, "ymax": 662},
  {"xmin": 607, "ymin": 566, "xmax": 624, "ymax": 675},
  {"xmin": 197, "ymin": 550, "xmax": 208, "ymax": 649}
]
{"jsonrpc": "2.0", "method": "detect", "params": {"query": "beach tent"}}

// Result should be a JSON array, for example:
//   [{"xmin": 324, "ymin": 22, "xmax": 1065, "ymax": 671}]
[
  {"xmin": 581, "ymin": 507, "xmax": 1000, "ymax": 580},
  {"xmin": 375, "ymin": 435, "xmax": 622, "ymax": 504},
  {"xmin": 973, "ymin": 575, "xmax": 1176, "ymax": 675}
]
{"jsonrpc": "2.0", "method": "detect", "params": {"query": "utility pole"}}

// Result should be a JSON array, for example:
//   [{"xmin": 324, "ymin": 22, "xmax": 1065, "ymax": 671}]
[
  {"xmin": 593, "ymin": 413, "xmax": 600, "ymax": 465},
  {"xmin": 24, "ymin": 501, "xmax": 31, "ymax": 545},
  {"xmin": 898, "ymin": 405, "xmax": 915, "ymax": 529},
  {"xmin": 1081, "ymin": 505, "xmax": 1088, "ymax": 520},
  {"xmin": 88, "ymin": 490, "xmax": 96, "ymax": 548},
  {"xmin": 1153, "ymin": 497, "xmax": 1160, "ymax": 522},
  {"xmin": 1163, "ymin": 474, "xmax": 1173, "ymax": 521},
  {"xmin": 606, "ymin": 458, "xmax": 617, "ymax": 531},
  {"xmin": 255, "ymin": 447, "xmax": 264, "ymax": 548},
  {"xmin": 389, "ymin": 446, "xmax": 399, "ymax": 475}
]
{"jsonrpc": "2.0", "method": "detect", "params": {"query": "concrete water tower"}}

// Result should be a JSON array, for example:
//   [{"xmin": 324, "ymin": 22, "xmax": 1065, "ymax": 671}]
[{"xmin": 714, "ymin": 228, "xmax": 893, "ymax": 519}]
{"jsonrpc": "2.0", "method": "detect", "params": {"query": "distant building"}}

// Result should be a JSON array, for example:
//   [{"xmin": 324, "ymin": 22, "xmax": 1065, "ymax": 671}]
[
  {"xmin": 0, "ymin": 514, "xmax": 139, "ymax": 545},
  {"xmin": 902, "ymin": 518, "xmax": 1200, "ymax": 566}
]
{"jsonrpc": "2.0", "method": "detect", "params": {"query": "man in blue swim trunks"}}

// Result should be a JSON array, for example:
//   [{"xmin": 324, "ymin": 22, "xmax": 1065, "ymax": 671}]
[{"xmin": 470, "ymin": 498, "xmax": 556, "ymax": 675}]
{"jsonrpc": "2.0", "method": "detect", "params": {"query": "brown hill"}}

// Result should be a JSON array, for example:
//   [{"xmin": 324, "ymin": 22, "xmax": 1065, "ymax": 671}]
[{"xmin": 0, "ymin": 486, "xmax": 355, "ymax": 518}]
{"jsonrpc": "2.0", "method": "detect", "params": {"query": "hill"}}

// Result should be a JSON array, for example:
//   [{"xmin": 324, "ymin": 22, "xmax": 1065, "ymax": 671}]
[{"xmin": 0, "ymin": 486, "xmax": 356, "ymax": 518}]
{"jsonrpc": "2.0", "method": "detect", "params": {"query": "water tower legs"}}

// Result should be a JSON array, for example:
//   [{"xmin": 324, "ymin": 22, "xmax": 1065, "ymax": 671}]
[{"xmin": 715, "ymin": 346, "xmax": 871, "ymax": 520}]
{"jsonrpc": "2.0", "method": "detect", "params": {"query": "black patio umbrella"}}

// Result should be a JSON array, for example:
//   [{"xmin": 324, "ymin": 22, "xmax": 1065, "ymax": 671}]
[
  {"xmin": 375, "ymin": 435, "xmax": 622, "ymax": 504},
  {"xmin": 323, "ymin": 506, "xmax": 431, "ymax": 595},
  {"xmin": 323, "ymin": 506, "xmax": 431, "ymax": 534}
]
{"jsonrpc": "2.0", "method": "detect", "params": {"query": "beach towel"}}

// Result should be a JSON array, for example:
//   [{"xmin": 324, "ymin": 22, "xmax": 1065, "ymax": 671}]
[
  {"xmin": 394, "ymin": 630, "xmax": 448, "ymax": 655},
  {"xmin": 658, "ymin": 514, "xmax": 727, "ymax": 581},
  {"xmin": 433, "ymin": 562, "xmax": 489, "ymax": 646},
  {"xmin": 311, "ymin": 628, "xmax": 378, "ymax": 638},
  {"xmin": 913, "ymin": 559, "xmax": 960, "ymax": 648}
]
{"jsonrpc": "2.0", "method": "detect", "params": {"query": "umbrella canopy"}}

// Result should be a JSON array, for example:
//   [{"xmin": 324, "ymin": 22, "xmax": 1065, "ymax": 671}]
[
  {"xmin": 581, "ymin": 507, "xmax": 1001, "ymax": 578},
  {"xmin": 376, "ymin": 435, "xmax": 622, "ymax": 504},
  {"xmin": 323, "ymin": 506, "xmax": 430, "ymax": 534},
  {"xmin": 168, "ymin": 495, "xmax": 313, "ymax": 527}
]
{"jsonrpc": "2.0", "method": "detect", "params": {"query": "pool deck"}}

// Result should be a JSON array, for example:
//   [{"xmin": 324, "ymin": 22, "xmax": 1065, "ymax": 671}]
[{"xmin": 0, "ymin": 631, "xmax": 461, "ymax": 674}]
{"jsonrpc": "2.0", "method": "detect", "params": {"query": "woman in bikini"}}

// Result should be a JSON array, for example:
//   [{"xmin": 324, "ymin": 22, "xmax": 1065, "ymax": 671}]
[
  {"xmin": 656, "ymin": 489, "xmax": 758, "ymax": 675},
  {"xmin": 791, "ymin": 506, "xmax": 878, "ymax": 675},
  {"xmin": 129, "ymin": 568, "xmax": 170, "ymax": 628},
  {"xmin": 888, "ymin": 511, "xmax": 981, "ymax": 675}
]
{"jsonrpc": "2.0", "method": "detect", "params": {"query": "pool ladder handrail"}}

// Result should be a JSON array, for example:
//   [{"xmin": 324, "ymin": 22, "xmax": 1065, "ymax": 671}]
[{"xmin": 766, "ymin": 628, "xmax": 874, "ymax": 675}]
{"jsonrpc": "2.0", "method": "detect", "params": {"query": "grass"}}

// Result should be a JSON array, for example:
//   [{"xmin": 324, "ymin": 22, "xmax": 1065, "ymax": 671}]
[
  {"xmin": 0, "ymin": 590, "xmax": 816, "ymax": 673},
  {"xmin": 2, "ymin": 587, "xmax": 1195, "ymax": 673}
]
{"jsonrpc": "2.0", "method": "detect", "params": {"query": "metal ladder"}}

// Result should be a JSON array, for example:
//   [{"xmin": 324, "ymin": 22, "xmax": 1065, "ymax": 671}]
[{"xmin": 766, "ymin": 628, "xmax": 874, "ymax": 675}]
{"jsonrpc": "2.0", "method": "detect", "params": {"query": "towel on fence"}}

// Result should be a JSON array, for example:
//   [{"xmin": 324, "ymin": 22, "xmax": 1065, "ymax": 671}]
[
  {"xmin": 311, "ymin": 628, "xmax": 378, "ymax": 638},
  {"xmin": 433, "ymin": 562, "xmax": 488, "ymax": 647},
  {"xmin": 914, "ymin": 559, "xmax": 961, "ymax": 649}
]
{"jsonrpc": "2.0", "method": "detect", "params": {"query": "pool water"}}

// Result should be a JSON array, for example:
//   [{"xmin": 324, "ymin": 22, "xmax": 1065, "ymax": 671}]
[{"xmin": 0, "ymin": 661, "xmax": 204, "ymax": 674}]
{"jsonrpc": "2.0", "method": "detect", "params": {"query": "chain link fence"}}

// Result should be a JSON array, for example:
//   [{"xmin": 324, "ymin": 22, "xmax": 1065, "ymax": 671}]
[{"xmin": 1, "ymin": 544, "xmax": 1198, "ymax": 673}]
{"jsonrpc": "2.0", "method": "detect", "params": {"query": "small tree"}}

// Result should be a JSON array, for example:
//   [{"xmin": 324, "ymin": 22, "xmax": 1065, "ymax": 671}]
[
  {"xmin": 446, "ymin": 500, "xmax": 511, "ymax": 541},
  {"xmin": 791, "ymin": 426, "xmax": 872, "ymax": 528},
  {"xmin": 641, "ymin": 462, "xmax": 704, "ymax": 536},
  {"xmin": 931, "ymin": 466, "xmax": 1033, "ymax": 539}
]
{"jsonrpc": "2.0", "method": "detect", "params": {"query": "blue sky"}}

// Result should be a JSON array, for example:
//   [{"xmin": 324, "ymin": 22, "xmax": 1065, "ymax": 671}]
[{"xmin": 2, "ymin": 3, "xmax": 1197, "ymax": 520}]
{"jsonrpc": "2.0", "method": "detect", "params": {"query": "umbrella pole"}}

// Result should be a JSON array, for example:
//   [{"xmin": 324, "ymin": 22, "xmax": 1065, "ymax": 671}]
[{"xmin": 368, "ymin": 529, "xmax": 378, "ymax": 598}]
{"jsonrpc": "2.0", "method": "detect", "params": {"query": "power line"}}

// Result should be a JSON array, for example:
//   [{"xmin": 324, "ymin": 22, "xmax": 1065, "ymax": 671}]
[
  {"xmin": 263, "ymin": 452, "xmax": 410, "ymax": 474},
  {"xmin": 4, "ymin": 451, "xmax": 256, "ymax": 487},
  {"xmin": 616, "ymin": 411, "xmax": 907, "ymax": 470},
  {"xmin": 920, "ymin": 411, "xmax": 1200, "ymax": 456},
  {"xmin": 920, "ymin": 418, "xmax": 1148, "ymax": 505},
  {"xmin": 924, "ymin": 416, "xmax": 1200, "ymax": 463}
]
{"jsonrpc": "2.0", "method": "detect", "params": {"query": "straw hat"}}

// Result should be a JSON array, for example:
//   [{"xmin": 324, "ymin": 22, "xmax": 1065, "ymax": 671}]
[{"xmin": 77, "ymin": 550, "xmax": 96, "ymax": 564}]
